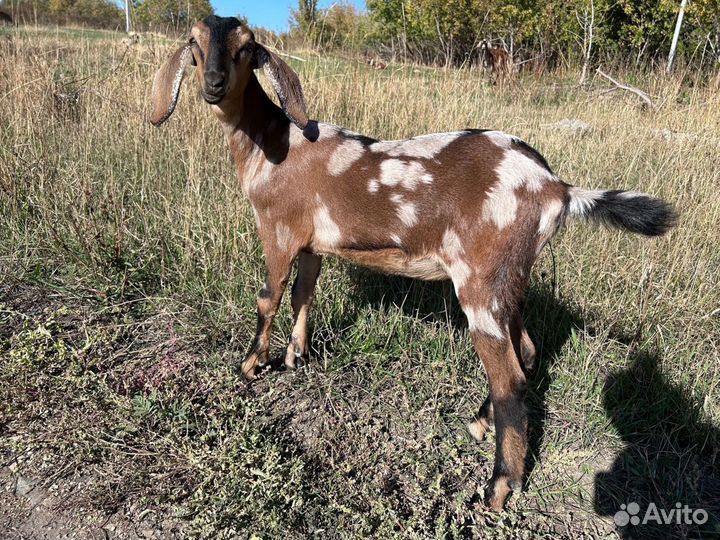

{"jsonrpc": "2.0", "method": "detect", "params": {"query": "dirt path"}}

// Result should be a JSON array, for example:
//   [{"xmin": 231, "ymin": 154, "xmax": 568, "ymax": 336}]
[{"xmin": 1, "ymin": 463, "xmax": 181, "ymax": 539}]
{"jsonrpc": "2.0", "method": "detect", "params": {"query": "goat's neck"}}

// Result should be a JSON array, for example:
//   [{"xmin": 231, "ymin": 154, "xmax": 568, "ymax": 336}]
[{"xmin": 214, "ymin": 75, "xmax": 290, "ymax": 194}]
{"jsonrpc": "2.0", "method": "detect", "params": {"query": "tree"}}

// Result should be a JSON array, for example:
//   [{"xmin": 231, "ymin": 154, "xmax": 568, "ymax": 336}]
[
  {"xmin": 290, "ymin": 1, "xmax": 369, "ymax": 51},
  {"xmin": 291, "ymin": 0, "xmax": 319, "ymax": 34},
  {"xmin": 48, "ymin": 0, "xmax": 122, "ymax": 26},
  {"xmin": 135, "ymin": 0, "xmax": 213, "ymax": 32}
]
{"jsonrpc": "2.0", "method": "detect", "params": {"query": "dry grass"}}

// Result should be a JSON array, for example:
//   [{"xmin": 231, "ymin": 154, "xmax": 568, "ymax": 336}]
[{"xmin": 1, "ymin": 25, "xmax": 719, "ymax": 539}]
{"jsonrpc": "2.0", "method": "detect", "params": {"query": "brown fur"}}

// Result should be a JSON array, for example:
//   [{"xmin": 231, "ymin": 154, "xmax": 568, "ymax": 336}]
[{"xmin": 479, "ymin": 40, "xmax": 514, "ymax": 81}]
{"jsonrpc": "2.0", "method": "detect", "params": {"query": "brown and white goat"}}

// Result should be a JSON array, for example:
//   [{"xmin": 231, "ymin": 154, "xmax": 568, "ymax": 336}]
[
  {"xmin": 150, "ymin": 16, "xmax": 676, "ymax": 511},
  {"xmin": 479, "ymin": 40, "xmax": 514, "ymax": 80}
]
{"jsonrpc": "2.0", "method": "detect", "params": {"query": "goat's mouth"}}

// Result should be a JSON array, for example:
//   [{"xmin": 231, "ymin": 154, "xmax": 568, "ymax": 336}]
[{"xmin": 202, "ymin": 90, "xmax": 226, "ymax": 104}]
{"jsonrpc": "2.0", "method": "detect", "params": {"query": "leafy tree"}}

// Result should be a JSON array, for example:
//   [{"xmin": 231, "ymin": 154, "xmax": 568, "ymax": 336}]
[
  {"xmin": 135, "ymin": 0, "xmax": 213, "ymax": 32},
  {"xmin": 604, "ymin": 0, "xmax": 679, "ymax": 62},
  {"xmin": 291, "ymin": 1, "xmax": 369, "ymax": 51},
  {"xmin": 47, "ymin": 0, "xmax": 121, "ymax": 26},
  {"xmin": 292, "ymin": 0, "xmax": 319, "ymax": 32}
]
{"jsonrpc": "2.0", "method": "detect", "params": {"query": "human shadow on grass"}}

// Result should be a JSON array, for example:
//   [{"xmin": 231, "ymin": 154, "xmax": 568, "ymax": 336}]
[{"xmin": 594, "ymin": 351, "xmax": 720, "ymax": 539}]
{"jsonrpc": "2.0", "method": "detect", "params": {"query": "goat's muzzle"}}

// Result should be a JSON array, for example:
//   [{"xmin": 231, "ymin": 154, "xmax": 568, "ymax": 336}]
[
  {"xmin": 202, "ymin": 69, "xmax": 227, "ymax": 104},
  {"xmin": 202, "ymin": 90, "xmax": 225, "ymax": 104}
]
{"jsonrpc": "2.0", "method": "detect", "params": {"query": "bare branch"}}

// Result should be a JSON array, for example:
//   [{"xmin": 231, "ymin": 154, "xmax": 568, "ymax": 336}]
[{"xmin": 595, "ymin": 68, "xmax": 655, "ymax": 109}]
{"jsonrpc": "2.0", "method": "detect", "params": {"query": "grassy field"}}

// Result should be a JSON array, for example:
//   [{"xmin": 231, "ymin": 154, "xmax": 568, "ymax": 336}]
[{"xmin": 1, "ymin": 25, "xmax": 719, "ymax": 540}]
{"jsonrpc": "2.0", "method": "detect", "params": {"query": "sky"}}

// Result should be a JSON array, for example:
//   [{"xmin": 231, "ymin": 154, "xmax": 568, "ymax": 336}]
[{"xmin": 212, "ymin": 1, "xmax": 366, "ymax": 33}]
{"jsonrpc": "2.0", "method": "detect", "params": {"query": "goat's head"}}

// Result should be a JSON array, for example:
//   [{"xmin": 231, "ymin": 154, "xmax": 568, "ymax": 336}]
[
  {"xmin": 478, "ymin": 40, "xmax": 493, "ymax": 68},
  {"xmin": 150, "ymin": 15, "xmax": 308, "ymax": 129}
]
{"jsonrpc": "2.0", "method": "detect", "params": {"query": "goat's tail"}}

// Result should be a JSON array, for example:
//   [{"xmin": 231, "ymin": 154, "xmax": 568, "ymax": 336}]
[{"xmin": 566, "ymin": 186, "xmax": 677, "ymax": 236}]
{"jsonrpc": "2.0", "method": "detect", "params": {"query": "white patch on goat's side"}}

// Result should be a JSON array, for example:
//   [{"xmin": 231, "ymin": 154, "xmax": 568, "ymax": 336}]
[
  {"xmin": 317, "ymin": 123, "xmax": 341, "ymax": 140},
  {"xmin": 313, "ymin": 202, "xmax": 342, "ymax": 247},
  {"xmin": 242, "ymin": 151, "xmax": 276, "ymax": 195},
  {"xmin": 377, "ymin": 160, "xmax": 408, "ymax": 188},
  {"xmin": 375, "ymin": 159, "xmax": 433, "ymax": 190},
  {"xmin": 538, "ymin": 199, "xmax": 564, "ymax": 236},
  {"xmin": 368, "ymin": 179, "xmax": 380, "ymax": 193},
  {"xmin": 328, "ymin": 139, "xmax": 365, "ymax": 176},
  {"xmin": 441, "ymin": 229, "xmax": 463, "ymax": 259},
  {"xmin": 482, "ymin": 130, "xmax": 515, "ymax": 149},
  {"xmin": 481, "ymin": 144, "xmax": 557, "ymax": 229},
  {"xmin": 440, "ymin": 229, "xmax": 472, "ymax": 293},
  {"xmin": 482, "ymin": 183, "xmax": 518, "ymax": 230},
  {"xmin": 465, "ymin": 307, "xmax": 504, "ymax": 339},
  {"xmin": 275, "ymin": 222, "xmax": 294, "ymax": 251},
  {"xmin": 390, "ymin": 234, "xmax": 402, "ymax": 245},
  {"xmin": 397, "ymin": 202, "xmax": 418, "ymax": 227},
  {"xmin": 370, "ymin": 131, "xmax": 466, "ymax": 159},
  {"xmin": 388, "ymin": 193, "xmax": 418, "ymax": 227},
  {"xmin": 568, "ymin": 187, "xmax": 605, "ymax": 217},
  {"xmin": 447, "ymin": 259, "xmax": 471, "ymax": 294},
  {"xmin": 497, "ymin": 149, "xmax": 555, "ymax": 193}
]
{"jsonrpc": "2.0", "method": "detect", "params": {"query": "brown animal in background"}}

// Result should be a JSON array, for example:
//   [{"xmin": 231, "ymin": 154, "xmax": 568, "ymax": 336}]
[
  {"xmin": 366, "ymin": 57, "xmax": 387, "ymax": 70},
  {"xmin": 0, "ymin": 11, "xmax": 13, "ymax": 25},
  {"xmin": 150, "ymin": 15, "xmax": 676, "ymax": 511},
  {"xmin": 479, "ymin": 40, "xmax": 514, "ymax": 80}
]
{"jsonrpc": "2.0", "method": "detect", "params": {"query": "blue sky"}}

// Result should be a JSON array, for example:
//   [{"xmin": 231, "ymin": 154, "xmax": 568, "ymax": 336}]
[{"xmin": 212, "ymin": 1, "xmax": 366, "ymax": 32}]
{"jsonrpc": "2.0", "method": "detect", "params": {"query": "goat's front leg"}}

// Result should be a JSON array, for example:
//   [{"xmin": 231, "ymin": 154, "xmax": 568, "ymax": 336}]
[
  {"xmin": 241, "ymin": 248, "xmax": 295, "ymax": 380},
  {"xmin": 284, "ymin": 251, "xmax": 322, "ymax": 369}
]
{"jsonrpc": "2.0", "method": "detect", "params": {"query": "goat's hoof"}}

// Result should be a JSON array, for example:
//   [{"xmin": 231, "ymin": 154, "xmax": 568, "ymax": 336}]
[
  {"xmin": 241, "ymin": 352, "xmax": 266, "ymax": 380},
  {"xmin": 284, "ymin": 349, "xmax": 298, "ymax": 369},
  {"xmin": 484, "ymin": 476, "xmax": 520, "ymax": 511},
  {"xmin": 467, "ymin": 419, "xmax": 493, "ymax": 442},
  {"xmin": 240, "ymin": 363, "xmax": 258, "ymax": 380},
  {"xmin": 284, "ymin": 353, "xmax": 307, "ymax": 370},
  {"xmin": 284, "ymin": 340, "xmax": 307, "ymax": 370}
]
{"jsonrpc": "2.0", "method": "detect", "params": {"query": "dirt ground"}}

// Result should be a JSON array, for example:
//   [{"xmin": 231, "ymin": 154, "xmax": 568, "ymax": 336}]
[{"xmin": 0, "ymin": 463, "xmax": 183, "ymax": 540}]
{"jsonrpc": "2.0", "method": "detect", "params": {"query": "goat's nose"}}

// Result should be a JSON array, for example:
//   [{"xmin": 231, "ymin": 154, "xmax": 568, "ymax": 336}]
[{"xmin": 205, "ymin": 70, "xmax": 225, "ymax": 89}]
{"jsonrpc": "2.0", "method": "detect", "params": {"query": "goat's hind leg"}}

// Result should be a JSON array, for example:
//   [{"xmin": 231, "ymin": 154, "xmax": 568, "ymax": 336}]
[
  {"xmin": 458, "ymin": 291, "xmax": 529, "ymax": 510},
  {"xmin": 284, "ymin": 251, "xmax": 322, "ymax": 369},
  {"xmin": 473, "ymin": 325, "xmax": 528, "ymax": 511},
  {"xmin": 467, "ymin": 311, "xmax": 535, "ymax": 442}
]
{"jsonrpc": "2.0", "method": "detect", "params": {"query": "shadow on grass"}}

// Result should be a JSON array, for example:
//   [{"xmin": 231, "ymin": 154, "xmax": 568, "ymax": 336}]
[{"xmin": 594, "ymin": 351, "xmax": 720, "ymax": 539}]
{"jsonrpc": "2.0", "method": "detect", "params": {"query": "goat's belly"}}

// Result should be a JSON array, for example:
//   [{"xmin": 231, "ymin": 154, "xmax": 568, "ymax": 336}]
[{"xmin": 333, "ymin": 248, "xmax": 448, "ymax": 280}]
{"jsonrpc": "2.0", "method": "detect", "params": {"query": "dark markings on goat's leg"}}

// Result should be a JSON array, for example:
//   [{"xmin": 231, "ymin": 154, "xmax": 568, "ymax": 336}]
[
  {"xmin": 241, "ymin": 255, "xmax": 293, "ymax": 380},
  {"xmin": 470, "ymin": 327, "xmax": 528, "ymax": 511},
  {"xmin": 468, "ymin": 395, "xmax": 494, "ymax": 441},
  {"xmin": 284, "ymin": 252, "xmax": 322, "ymax": 369}
]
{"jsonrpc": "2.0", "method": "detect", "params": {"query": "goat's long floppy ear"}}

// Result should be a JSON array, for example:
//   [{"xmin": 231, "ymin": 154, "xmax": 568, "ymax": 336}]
[
  {"xmin": 255, "ymin": 44, "xmax": 309, "ymax": 129},
  {"xmin": 150, "ymin": 46, "xmax": 194, "ymax": 127}
]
